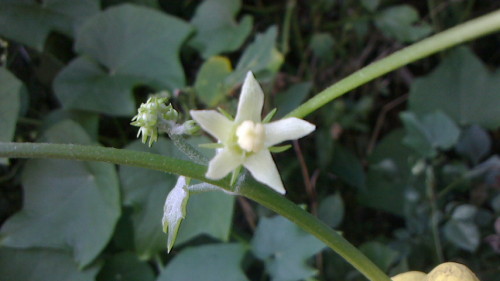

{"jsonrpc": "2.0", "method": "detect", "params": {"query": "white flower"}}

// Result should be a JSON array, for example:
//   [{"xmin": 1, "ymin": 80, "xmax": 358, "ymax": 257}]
[{"xmin": 190, "ymin": 72, "xmax": 315, "ymax": 194}]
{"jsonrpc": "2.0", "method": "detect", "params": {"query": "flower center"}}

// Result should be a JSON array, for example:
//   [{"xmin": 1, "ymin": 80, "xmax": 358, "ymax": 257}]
[{"xmin": 236, "ymin": 120, "xmax": 265, "ymax": 153}]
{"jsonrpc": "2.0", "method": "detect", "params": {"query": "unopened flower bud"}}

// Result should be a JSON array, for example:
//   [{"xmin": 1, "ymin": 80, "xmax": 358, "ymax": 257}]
[
  {"xmin": 131, "ymin": 96, "xmax": 179, "ymax": 146},
  {"xmin": 182, "ymin": 120, "xmax": 200, "ymax": 135}
]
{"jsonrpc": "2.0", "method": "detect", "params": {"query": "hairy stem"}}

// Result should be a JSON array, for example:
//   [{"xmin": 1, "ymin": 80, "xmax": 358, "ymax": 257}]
[
  {"xmin": 0, "ymin": 141, "xmax": 390, "ymax": 281},
  {"xmin": 286, "ymin": 9, "xmax": 500, "ymax": 119}
]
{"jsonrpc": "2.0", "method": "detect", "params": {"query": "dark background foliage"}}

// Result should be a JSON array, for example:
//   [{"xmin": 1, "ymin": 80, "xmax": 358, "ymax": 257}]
[{"xmin": 0, "ymin": 0, "xmax": 499, "ymax": 280}]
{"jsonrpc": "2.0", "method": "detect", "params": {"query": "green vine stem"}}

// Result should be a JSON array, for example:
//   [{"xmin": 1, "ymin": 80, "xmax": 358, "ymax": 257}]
[
  {"xmin": 0, "ymin": 142, "xmax": 391, "ymax": 281},
  {"xmin": 286, "ymin": 9, "xmax": 500, "ymax": 119}
]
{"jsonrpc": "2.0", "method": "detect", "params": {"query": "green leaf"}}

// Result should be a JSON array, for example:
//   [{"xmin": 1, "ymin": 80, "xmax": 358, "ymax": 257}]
[
  {"xmin": 331, "ymin": 143, "xmax": 366, "ymax": 189},
  {"xmin": 194, "ymin": 56, "xmax": 233, "ymax": 107},
  {"xmin": 0, "ymin": 120, "xmax": 121, "ymax": 267},
  {"xmin": 359, "ymin": 242, "xmax": 398, "ymax": 272},
  {"xmin": 0, "ymin": 68, "xmax": 21, "ymax": 165},
  {"xmin": 443, "ymin": 220, "xmax": 480, "ymax": 252},
  {"xmin": 175, "ymin": 189, "xmax": 234, "ymax": 245},
  {"xmin": 318, "ymin": 193, "xmax": 344, "ymax": 228},
  {"xmin": 120, "ymin": 139, "xmax": 177, "ymax": 259},
  {"xmin": 96, "ymin": 252, "xmax": 155, "ymax": 281},
  {"xmin": 190, "ymin": 0, "xmax": 253, "ymax": 58},
  {"xmin": 491, "ymin": 194, "xmax": 500, "ymax": 213},
  {"xmin": 309, "ymin": 33, "xmax": 335, "ymax": 63},
  {"xmin": 409, "ymin": 47, "xmax": 500, "ymax": 129},
  {"xmin": 451, "ymin": 204, "xmax": 477, "ymax": 221},
  {"xmin": 43, "ymin": 109, "xmax": 100, "ymax": 140},
  {"xmin": 400, "ymin": 111, "xmax": 460, "ymax": 157},
  {"xmin": 120, "ymin": 138, "xmax": 234, "ymax": 259},
  {"xmin": 358, "ymin": 130, "xmax": 419, "ymax": 216},
  {"xmin": 400, "ymin": 112, "xmax": 435, "ymax": 157},
  {"xmin": 443, "ymin": 204, "xmax": 480, "ymax": 252},
  {"xmin": 54, "ymin": 57, "xmax": 144, "ymax": 115},
  {"xmin": 104, "ymin": 0, "xmax": 159, "ymax": 9},
  {"xmin": 158, "ymin": 244, "xmax": 248, "ymax": 281},
  {"xmin": 375, "ymin": 5, "xmax": 432, "ymax": 43},
  {"xmin": 54, "ymin": 4, "xmax": 192, "ymax": 116},
  {"xmin": 226, "ymin": 26, "xmax": 283, "ymax": 86},
  {"xmin": 252, "ymin": 216, "xmax": 325, "ymax": 281},
  {"xmin": 0, "ymin": 0, "xmax": 100, "ymax": 50},
  {"xmin": 456, "ymin": 125, "xmax": 491, "ymax": 165},
  {"xmin": 275, "ymin": 82, "xmax": 312, "ymax": 118},
  {"xmin": 360, "ymin": 0, "xmax": 380, "ymax": 12},
  {"xmin": 0, "ymin": 247, "xmax": 100, "ymax": 281}
]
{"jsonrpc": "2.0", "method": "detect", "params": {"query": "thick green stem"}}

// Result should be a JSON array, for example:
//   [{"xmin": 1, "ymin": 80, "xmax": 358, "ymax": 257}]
[
  {"xmin": 286, "ymin": 9, "xmax": 500, "ymax": 119},
  {"xmin": 0, "ymin": 142, "xmax": 390, "ymax": 281}
]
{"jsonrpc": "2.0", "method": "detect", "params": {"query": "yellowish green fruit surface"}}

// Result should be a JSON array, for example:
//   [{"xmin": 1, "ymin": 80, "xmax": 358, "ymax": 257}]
[
  {"xmin": 391, "ymin": 271, "xmax": 427, "ymax": 281},
  {"xmin": 425, "ymin": 262, "xmax": 480, "ymax": 281}
]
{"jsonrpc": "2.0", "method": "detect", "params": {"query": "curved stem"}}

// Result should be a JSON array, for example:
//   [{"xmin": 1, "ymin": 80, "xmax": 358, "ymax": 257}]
[
  {"xmin": 239, "ymin": 180, "xmax": 391, "ymax": 281},
  {"xmin": 0, "ymin": 141, "xmax": 390, "ymax": 281},
  {"xmin": 286, "ymin": 9, "xmax": 500, "ymax": 119}
]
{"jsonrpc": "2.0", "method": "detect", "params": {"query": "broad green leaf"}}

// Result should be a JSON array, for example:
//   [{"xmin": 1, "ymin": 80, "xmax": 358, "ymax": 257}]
[
  {"xmin": 104, "ymin": 0, "xmax": 159, "ymax": 8},
  {"xmin": 43, "ymin": 109, "xmax": 100, "ymax": 140},
  {"xmin": 96, "ymin": 252, "xmax": 155, "ymax": 281},
  {"xmin": 0, "ymin": 120, "xmax": 121, "ymax": 267},
  {"xmin": 175, "ymin": 189, "xmax": 234, "ymax": 246},
  {"xmin": 359, "ymin": 242, "xmax": 398, "ymax": 272},
  {"xmin": 190, "ymin": 0, "xmax": 253, "ymax": 58},
  {"xmin": 120, "ymin": 138, "xmax": 234, "ymax": 259},
  {"xmin": 444, "ymin": 204, "xmax": 480, "ymax": 252},
  {"xmin": 0, "ymin": 68, "xmax": 21, "ymax": 165},
  {"xmin": 0, "ymin": 0, "xmax": 99, "ymax": 50},
  {"xmin": 309, "ymin": 33, "xmax": 335, "ymax": 63},
  {"xmin": 451, "ymin": 204, "xmax": 477, "ymax": 221},
  {"xmin": 194, "ymin": 56, "xmax": 233, "ymax": 107},
  {"xmin": 400, "ymin": 111, "xmax": 460, "ymax": 158},
  {"xmin": 318, "ymin": 193, "xmax": 344, "ymax": 228},
  {"xmin": 361, "ymin": 0, "xmax": 379, "ymax": 11},
  {"xmin": 443, "ymin": 220, "xmax": 480, "ymax": 252},
  {"xmin": 409, "ymin": 47, "xmax": 500, "ymax": 129},
  {"xmin": 120, "ymin": 140, "xmax": 176, "ymax": 259},
  {"xmin": 54, "ymin": 4, "xmax": 192, "ymax": 116},
  {"xmin": 226, "ymin": 26, "xmax": 283, "ymax": 86},
  {"xmin": 456, "ymin": 125, "xmax": 491, "ymax": 165},
  {"xmin": 158, "ymin": 244, "xmax": 248, "ymax": 281},
  {"xmin": 331, "ymin": 143, "xmax": 366, "ymax": 189},
  {"xmin": 54, "ymin": 57, "xmax": 144, "ymax": 116},
  {"xmin": 0, "ymin": 247, "xmax": 100, "ymax": 281},
  {"xmin": 400, "ymin": 112, "xmax": 434, "ymax": 157},
  {"xmin": 375, "ymin": 5, "xmax": 432, "ymax": 43},
  {"xmin": 275, "ymin": 82, "xmax": 312, "ymax": 118},
  {"xmin": 358, "ymin": 130, "xmax": 419, "ymax": 216},
  {"xmin": 492, "ymin": 194, "xmax": 500, "ymax": 213},
  {"xmin": 252, "ymin": 216, "xmax": 326, "ymax": 281}
]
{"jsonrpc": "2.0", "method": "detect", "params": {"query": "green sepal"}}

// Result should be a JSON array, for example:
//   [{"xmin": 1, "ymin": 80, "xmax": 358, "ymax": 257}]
[
  {"xmin": 198, "ymin": 143, "xmax": 225, "ymax": 149},
  {"xmin": 268, "ymin": 144, "xmax": 292, "ymax": 153},
  {"xmin": 262, "ymin": 108, "xmax": 277, "ymax": 123},
  {"xmin": 230, "ymin": 165, "xmax": 242, "ymax": 187},
  {"xmin": 217, "ymin": 107, "xmax": 234, "ymax": 121}
]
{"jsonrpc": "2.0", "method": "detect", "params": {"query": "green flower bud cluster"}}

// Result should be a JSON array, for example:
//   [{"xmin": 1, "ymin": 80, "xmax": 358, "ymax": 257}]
[{"xmin": 131, "ymin": 96, "xmax": 178, "ymax": 146}]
